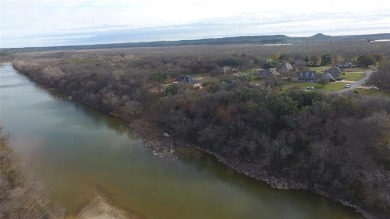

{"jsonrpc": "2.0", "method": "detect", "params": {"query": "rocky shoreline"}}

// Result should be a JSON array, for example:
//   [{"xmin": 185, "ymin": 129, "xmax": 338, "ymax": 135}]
[
  {"xmin": 127, "ymin": 116, "xmax": 377, "ymax": 219},
  {"xmin": 43, "ymin": 96, "xmax": 383, "ymax": 218}
]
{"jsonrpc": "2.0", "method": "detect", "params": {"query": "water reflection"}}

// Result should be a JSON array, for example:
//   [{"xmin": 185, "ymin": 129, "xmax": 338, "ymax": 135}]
[{"xmin": 41, "ymin": 86, "xmax": 130, "ymax": 137}]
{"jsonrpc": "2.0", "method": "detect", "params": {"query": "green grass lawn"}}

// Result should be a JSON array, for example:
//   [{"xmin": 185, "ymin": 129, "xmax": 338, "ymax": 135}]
[
  {"xmin": 343, "ymin": 67, "xmax": 369, "ymax": 72},
  {"xmin": 341, "ymin": 72, "xmax": 364, "ymax": 81},
  {"xmin": 323, "ymin": 82, "xmax": 349, "ymax": 91},
  {"xmin": 307, "ymin": 66, "xmax": 331, "ymax": 72},
  {"xmin": 284, "ymin": 81, "xmax": 348, "ymax": 91},
  {"xmin": 284, "ymin": 82, "xmax": 320, "ymax": 90}
]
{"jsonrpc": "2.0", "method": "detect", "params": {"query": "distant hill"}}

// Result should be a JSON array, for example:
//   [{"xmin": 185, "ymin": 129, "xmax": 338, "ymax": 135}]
[
  {"xmin": 2, "ymin": 33, "xmax": 390, "ymax": 53},
  {"xmin": 311, "ymin": 33, "xmax": 332, "ymax": 38}
]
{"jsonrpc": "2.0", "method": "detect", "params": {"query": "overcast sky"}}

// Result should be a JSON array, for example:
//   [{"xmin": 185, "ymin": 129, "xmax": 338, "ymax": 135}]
[{"xmin": 1, "ymin": 0, "xmax": 390, "ymax": 48}]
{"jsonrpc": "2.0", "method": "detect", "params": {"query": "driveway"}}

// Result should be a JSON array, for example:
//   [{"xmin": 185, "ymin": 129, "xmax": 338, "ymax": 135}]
[{"xmin": 333, "ymin": 70, "xmax": 374, "ymax": 94}]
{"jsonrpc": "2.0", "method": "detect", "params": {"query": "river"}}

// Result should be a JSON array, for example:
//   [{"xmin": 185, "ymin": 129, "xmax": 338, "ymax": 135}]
[{"xmin": 0, "ymin": 63, "xmax": 361, "ymax": 218}]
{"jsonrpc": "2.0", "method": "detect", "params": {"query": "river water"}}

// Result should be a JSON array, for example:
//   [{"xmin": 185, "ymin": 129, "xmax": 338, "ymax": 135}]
[{"xmin": 0, "ymin": 63, "xmax": 361, "ymax": 218}]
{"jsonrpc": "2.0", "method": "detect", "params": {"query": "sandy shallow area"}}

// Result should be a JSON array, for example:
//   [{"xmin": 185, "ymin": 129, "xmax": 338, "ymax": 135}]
[{"xmin": 76, "ymin": 196, "xmax": 136, "ymax": 219}]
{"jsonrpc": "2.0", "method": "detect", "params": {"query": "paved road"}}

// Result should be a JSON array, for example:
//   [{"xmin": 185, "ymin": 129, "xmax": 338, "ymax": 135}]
[{"xmin": 333, "ymin": 70, "xmax": 374, "ymax": 94}]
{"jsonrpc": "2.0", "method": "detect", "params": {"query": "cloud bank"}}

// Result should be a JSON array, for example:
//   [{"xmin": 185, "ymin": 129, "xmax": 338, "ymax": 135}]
[{"xmin": 1, "ymin": 0, "xmax": 389, "ymax": 48}]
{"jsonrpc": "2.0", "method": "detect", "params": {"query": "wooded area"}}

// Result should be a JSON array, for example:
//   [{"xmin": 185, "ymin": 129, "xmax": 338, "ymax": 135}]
[{"xmin": 8, "ymin": 42, "xmax": 390, "ymax": 218}]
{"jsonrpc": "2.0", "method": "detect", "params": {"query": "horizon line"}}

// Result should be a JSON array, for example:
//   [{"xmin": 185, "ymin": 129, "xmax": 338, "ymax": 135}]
[{"xmin": 1, "ymin": 32, "xmax": 390, "ymax": 50}]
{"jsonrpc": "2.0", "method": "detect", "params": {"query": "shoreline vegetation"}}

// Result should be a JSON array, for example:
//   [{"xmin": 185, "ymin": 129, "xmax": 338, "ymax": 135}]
[
  {"xmin": 127, "ymin": 115, "xmax": 374, "ymax": 218},
  {"xmin": 4, "ymin": 42, "xmax": 390, "ymax": 218}
]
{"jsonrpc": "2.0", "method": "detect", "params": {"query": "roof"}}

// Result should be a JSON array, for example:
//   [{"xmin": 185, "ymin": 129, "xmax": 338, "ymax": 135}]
[
  {"xmin": 324, "ymin": 66, "xmax": 344, "ymax": 77},
  {"xmin": 321, "ymin": 73, "xmax": 334, "ymax": 80}
]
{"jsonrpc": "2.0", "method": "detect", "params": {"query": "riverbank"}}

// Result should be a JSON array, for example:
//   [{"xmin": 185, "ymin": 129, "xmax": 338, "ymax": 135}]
[{"xmin": 126, "ymin": 116, "xmax": 377, "ymax": 219}]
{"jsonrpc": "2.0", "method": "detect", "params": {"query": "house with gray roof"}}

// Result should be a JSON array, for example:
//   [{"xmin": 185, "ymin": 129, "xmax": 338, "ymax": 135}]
[
  {"xmin": 321, "ymin": 73, "xmax": 335, "ymax": 81},
  {"xmin": 324, "ymin": 66, "xmax": 344, "ymax": 78},
  {"xmin": 297, "ymin": 71, "xmax": 318, "ymax": 82}
]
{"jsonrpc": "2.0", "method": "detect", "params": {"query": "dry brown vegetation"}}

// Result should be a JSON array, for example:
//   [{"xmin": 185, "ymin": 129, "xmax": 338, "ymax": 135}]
[{"xmin": 8, "ymin": 42, "xmax": 390, "ymax": 218}]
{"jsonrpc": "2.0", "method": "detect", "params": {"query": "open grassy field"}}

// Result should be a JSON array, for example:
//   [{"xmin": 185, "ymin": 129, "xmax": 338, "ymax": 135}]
[
  {"xmin": 307, "ymin": 66, "xmax": 370, "ymax": 75},
  {"xmin": 284, "ymin": 82, "xmax": 320, "ymax": 90},
  {"xmin": 323, "ymin": 82, "xmax": 350, "ymax": 91},
  {"xmin": 343, "ymin": 67, "xmax": 370, "ymax": 72},
  {"xmin": 284, "ymin": 81, "xmax": 348, "ymax": 91},
  {"xmin": 341, "ymin": 72, "xmax": 364, "ymax": 81},
  {"xmin": 307, "ymin": 66, "xmax": 332, "ymax": 72}
]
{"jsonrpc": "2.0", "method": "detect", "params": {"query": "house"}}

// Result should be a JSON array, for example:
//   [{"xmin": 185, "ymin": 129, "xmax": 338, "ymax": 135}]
[
  {"xmin": 297, "ymin": 71, "xmax": 317, "ymax": 82},
  {"xmin": 176, "ymin": 75, "xmax": 201, "ymax": 88},
  {"xmin": 324, "ymin": 66, "xmax": 344, "ymax": 78},
  {"xmin": 321, "ymin": 73, "xmax": 334, "ymax": 81},
  {"xmin": 276, "ymin": 63, "xmax": 294, "ymax": 74},
  {"xmin": 177, "ymin": 75, "xmax": 195, "ymax": 83},
  {"xmin": 257, "ymin": 68, "xmax": 281, "ymax": 78},
  {"xmin": 336, "ymin": 60, "xmax": 356, "ymax": 68}
]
